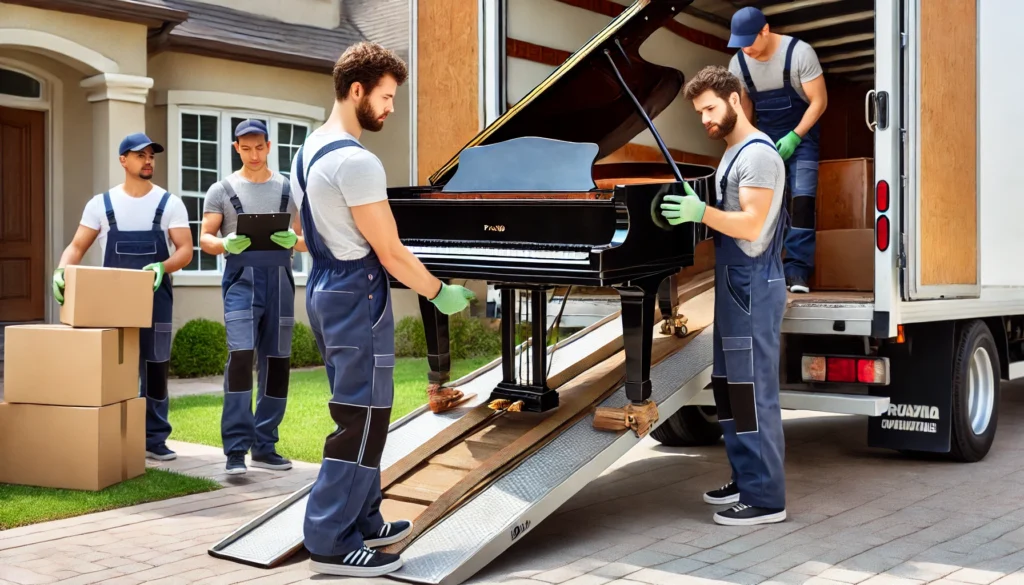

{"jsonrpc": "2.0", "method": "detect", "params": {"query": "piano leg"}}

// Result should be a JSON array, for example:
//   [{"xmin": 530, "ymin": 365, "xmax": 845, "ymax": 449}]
[
  {"xmin": 490, "ymin": 286, "xmax": 559, "ymax": 413},
  {"xmin": 615, "ymin": 272, "xmax": 673, "ymax": 404},
  {"xmin": 419, "ymin": 294, "xmax": 466, "ymax": 414}
]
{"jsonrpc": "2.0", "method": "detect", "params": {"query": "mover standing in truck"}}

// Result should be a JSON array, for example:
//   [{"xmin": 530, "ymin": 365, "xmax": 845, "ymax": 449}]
[
  {"xmin": 727, "ymin": 6, "xmax": 827, "ymax": 293},
  {"xmin": 199, "ymin": 119, "xmax": 305, "ymax": 476},
  {"xmin": 290, "ymin": 42, "xmax": 475, "ymax": 577},
  {"xmin": 660, "ymin": 65, "xmax": 788, "ymax": 526},
  {"xmin": 52, "ymin": 132, "xmax": 193, "ymax": 462}
]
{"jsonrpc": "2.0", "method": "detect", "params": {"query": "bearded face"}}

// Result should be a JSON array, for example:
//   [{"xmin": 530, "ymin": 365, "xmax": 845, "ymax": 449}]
[
  {"xmin": 356, "ymin": 94, "xmax": 386, "ymax": 132},
  {"xmin": 704, "ymin": 103, "xmax": 738, "ymax": 140}
]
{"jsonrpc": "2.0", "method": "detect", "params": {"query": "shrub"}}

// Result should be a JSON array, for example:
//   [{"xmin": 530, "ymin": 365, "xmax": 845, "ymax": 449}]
[
  {"xmin": 395, "ymin": 313, "xmax": 501, "ymax": 360},
  {"xmin": 170, "ymin": 318, "xmax": 228, "ymax": 378},
  {"xmin": 291, "ymin": 322, "xmax": 324, "ymax": 368}
]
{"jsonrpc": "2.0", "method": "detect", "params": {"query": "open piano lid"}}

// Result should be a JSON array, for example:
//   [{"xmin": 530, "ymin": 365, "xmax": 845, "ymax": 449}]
[{"xmin": 427, "ymin": 0, "xmax": 695, "ymax": 187}]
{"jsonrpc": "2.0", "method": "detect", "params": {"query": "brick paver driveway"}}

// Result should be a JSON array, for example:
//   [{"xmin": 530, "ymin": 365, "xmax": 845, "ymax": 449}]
[{"xmin": 2, "ymin": 381, "xmax": 1024, "ymax": 585}]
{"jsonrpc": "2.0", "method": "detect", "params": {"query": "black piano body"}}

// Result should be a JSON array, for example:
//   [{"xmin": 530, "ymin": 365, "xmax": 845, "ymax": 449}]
[{"xmin": 386, "ymin": 0, "xmax": 716, "ymax": 412}]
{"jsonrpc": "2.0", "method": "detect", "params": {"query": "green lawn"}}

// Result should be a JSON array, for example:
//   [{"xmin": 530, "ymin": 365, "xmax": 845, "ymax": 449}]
[
  {"xmin": 168, "ymin": 357, "xmax": 496, "ymax": 464},
  {"xmin": 0, "ymin": 469, "xmax": 221, "ymax": 530}
]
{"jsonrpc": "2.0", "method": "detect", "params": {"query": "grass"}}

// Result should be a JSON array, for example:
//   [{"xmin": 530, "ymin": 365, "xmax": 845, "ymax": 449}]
[
  {"xmin": 0, "ymin": 469, "xmax": 221, "ymax": 530},
  {"xmin": 168, "ymin": 356, "xmax": 496, "ymax": 464}
]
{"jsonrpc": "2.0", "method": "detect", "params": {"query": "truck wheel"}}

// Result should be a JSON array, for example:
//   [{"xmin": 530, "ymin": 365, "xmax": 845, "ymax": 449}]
[
  {"xmin": 948, "ymin": 320, "xmax": 1000, "ymax": 462},
  {"xmin": 652, "ymin": 406, "xmax": 723, "ymax": 447}
]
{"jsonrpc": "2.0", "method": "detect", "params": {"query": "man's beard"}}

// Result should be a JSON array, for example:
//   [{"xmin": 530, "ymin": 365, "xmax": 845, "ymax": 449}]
[
  {"xmin": 357, "ymin": 97, "xmax": 385, "ymax": 132},
  {"xmin": 706, "ymin": 107, "xmax": 738, "ymax": 140},
  {"xmin": 138, "ymin": 168, "xmax": 153, "ymax": 180}
]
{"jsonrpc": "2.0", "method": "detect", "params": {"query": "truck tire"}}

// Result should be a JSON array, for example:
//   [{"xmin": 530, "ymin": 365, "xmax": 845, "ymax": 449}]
[
  {"xmin": 948, "ymin": 320, "xmax": 1000, "ymax": 462},
  {"xmin": 652, "ymin": 406, "xmax": 723, "ymax": 447}
]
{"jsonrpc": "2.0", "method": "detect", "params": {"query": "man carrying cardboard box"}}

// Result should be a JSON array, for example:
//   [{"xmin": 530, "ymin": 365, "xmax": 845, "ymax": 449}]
[
  {"xmin": 53, "ymin": 133, "xmax": 193, "ymax": 461},
  {"xmin": 199, "ymin": 119, "xmax": 306, "ymax": 475}
]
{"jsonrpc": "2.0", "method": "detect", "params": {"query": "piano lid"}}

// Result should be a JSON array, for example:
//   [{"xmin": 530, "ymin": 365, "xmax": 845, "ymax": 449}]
[{"xmin": 427, "ymin": 0, "xmax": 695, "ymax": 187}]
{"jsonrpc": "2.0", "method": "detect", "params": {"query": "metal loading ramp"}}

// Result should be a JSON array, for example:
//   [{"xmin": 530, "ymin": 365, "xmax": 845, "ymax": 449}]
[{"xmin": 209, "ymin": 275, "xmax": 717, "ymax": 585}]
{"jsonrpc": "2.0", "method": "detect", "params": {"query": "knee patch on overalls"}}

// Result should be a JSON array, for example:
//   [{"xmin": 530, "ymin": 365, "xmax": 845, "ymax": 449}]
[
  {"xmin": 728, "ymin": 383, "xmax": 758, "ymax": 433},
  {"xmin": 227, "ymin": 350, "xmax": 255, "ymax": 392},
  {"xmin": 266, "ymin": 356, "xmax": 290, "ymax": 399},
  {"xmin": 361, "ymin": 406, "xmax": 392, "ymax": 468},
  {"xmin": 791, "ymin": 196, "xmax": 815, "ymax": 230},
  {"xmin": 146, "ymin": 361, "xmax": 169, "ymax": 401},
  {"xmin": 325, "ymin": 403, "xmax": 368, "ymax": 463},
  {"xmin": 712, "ymin": 376, "xmax": 732, "ymax": 421}
]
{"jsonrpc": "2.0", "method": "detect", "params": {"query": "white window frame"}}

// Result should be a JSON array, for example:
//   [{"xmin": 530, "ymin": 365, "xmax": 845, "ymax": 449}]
[{"xmin": 163, "ymin": 92, "xmax": 323, "ymax": 287}]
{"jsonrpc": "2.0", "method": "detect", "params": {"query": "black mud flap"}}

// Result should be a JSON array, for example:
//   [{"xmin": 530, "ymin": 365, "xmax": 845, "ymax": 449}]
[{"xmin": 868, "ymin": 321, "xmax": 954, "ymax": 453}]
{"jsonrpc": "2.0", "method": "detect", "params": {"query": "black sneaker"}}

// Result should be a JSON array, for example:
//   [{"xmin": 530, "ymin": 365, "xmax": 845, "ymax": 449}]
[
  {"xmin": 703, "ymin": 481, "xmax": 740, "ymax": 505},
  {"xmin": 787, "ymin": 275, "xmax": 810, "ymax": 294},
  {"xmin": 226, "ymin": 453, "xmax": 247, "ymax": 475},
  {"xmin": 714, "ymin": 503, "xmax": 787, "ymax": 526},
  {"xmin": 364, "ymin": 520, "xmax": 413, "ymax": 548},
  {"xmin": 251, "ymin": 452, "xmax": 292, "ymax": 471},
  {"xmin": 309, "ymin": 546, "xmax": 403, "ymax": 577},
  {"xmin": 145, "ymin": 444, "xmax": 177, "ymax": 461}
]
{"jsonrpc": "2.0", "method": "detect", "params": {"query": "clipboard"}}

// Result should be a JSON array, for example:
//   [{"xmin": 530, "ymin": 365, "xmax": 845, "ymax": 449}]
[{"xmin": 236, "ymin": 212, "xmax": 291, "ymax": 251}]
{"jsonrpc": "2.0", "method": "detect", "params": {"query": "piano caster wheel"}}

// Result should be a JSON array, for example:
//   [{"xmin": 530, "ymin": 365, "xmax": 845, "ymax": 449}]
[
  {"xmin": 660, "ymin": 315, "xmax": 689, "ymax": 338},
  {"xmin": 674, "ymin": 326, "xmax": 688, "ymax": 338}
]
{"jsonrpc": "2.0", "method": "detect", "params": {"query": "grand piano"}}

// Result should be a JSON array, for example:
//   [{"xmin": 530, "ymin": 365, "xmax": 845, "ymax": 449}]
[{"xmin": 387, "ymin": 0, "xmax": 716, "ymax": 413}]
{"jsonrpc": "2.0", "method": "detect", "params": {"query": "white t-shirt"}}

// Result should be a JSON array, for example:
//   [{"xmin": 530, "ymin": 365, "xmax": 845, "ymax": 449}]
[
  {"xmin": 289, "ymin": 130, "xmax": 388, "ymax": 260},
  {"xmin": 80, "ymin": 185, "xmax": 190, "ymax": 258}
]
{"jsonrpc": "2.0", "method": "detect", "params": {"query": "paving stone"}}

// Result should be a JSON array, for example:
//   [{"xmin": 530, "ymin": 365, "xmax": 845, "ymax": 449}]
[
  {"xmin": 688, "ymin": 564, "xmax": 736, "ymax": 580},
  {"xmin": 945, "ymin": 568, "xmax": 1007, "ymax": 585},
  {"xmin": 562, "ymin": 575, "xmax": 613, "ymax": 585},
  {"xmin": 835, "ymin": 552, "xmax": 904, "ymax": 575},
  {"xmin": 644, "ymin": 541, "xmax": 701, "ymax": 558},
  {"xmin": 0, "ymin": 566, "xmax": 56, "ymax": 585},
  {"xmin": 616, "ymin": 549, "xmax": 679, "ymax": 568},
  {"xmin": 689, "ymin": 548, "xmax": 733, "ymax": 564},
  {"xmin": 992, "ymin": 574, "xmax": 1024, "ymax": 585},
  {"xmin": 591, "ymin": 563, "xmax": 645, "ymax": 580},
  {"xmin": 885, "ymin": 561, "xmax": 960, "ymax": 581},
  {"xmin": 857, "ymin": 575, "xmax": 923, "ymax": 585},
  {"xmin": 650, "ymin": 557, "xmax": 707, "ymax": 575},
  {"xmin": 816, "ymin": 567, "xmax": 874, "ymax": 584}
]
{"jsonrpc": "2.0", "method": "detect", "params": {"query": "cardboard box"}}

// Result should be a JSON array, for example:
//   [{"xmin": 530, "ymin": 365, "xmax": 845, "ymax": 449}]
[
  {"xmin": 60, "ymin": 266, "xmax": 154, "ymax": 328},
  {"xmin": 817, "ymin": 158, "xmax": 874, "ymax": 231},
  {"xmin": 3, "ymin": 325, "xmax": 139, "ymax": 407},
  {"xmin": 0, "ymin": 398, "xmax": 145, "ymax": 491},
  {"xmin": 813, "ymin": 229, "xmax": 874, "ymax": 292}
]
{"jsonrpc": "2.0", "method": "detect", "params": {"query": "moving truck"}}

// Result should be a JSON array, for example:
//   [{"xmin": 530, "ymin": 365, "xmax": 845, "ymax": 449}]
[{"xmin": 650, "ymin": 0, "xmax": 1024, "ymax": 462}]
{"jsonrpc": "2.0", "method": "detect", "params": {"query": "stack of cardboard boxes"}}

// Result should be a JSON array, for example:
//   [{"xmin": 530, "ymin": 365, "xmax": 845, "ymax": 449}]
[
  {"xmin": 813, "ymin": 157, "xmax": 876, "ymax": 292},
  {"xmin": 0, "ymin": 266, "xmax": 156, "ymax": 491}
]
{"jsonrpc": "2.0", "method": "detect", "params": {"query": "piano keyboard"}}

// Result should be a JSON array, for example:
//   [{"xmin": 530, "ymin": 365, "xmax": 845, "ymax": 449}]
[{"xmin": 405, "ymin": 237, "xmax": 593, "ymax": 264}]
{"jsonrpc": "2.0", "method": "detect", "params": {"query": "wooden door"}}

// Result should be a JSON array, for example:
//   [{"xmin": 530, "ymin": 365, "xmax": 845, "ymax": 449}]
[{"xmin": 0, "ymin": 106, "xmax": 45, "ymax": 322}]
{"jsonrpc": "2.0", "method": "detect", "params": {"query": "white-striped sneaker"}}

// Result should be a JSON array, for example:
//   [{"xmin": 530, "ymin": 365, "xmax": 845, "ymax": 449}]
[
  {"xmin": 364, "ymin": 520, "xmax": 413, "ymax": 548},
  {"xmin": 713, "ymin": 503, "xmax": 787, "ymax": 526},
  {"xmin": 309, "ymin": 546, "xmax": 403, "ymax": 577}
]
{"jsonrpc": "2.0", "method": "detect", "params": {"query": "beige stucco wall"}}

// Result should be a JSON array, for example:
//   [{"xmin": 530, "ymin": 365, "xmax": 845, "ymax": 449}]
[{"xmin": 0, "ymin": 3, "xmax": 149, "ymax": 76}]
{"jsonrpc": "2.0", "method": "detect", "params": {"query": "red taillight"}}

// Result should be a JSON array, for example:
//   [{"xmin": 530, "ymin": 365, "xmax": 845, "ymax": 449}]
[
  {"xmin": 876, "ymin": 215, "xmax": 890, "ymax": 251},
  {"xmin": 826, "ymin": 357, "xmax": 856, "ymax": 382},
  {"xmin": 876, "ymin": 180, "xmax": 889, "ymax": 212},
  {"xmin": 802, "ymin": 355, "xmax": 890, "ymax": 385}
]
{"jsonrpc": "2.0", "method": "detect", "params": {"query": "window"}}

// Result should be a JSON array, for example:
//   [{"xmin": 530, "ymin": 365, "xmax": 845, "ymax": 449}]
[
  {"xmin": 176, "ymin": 110, "xmax": 312, "ymax": 277},
  {"xmin": 0, "ymin": 67, "xmax": 42, "ymax": 99}
]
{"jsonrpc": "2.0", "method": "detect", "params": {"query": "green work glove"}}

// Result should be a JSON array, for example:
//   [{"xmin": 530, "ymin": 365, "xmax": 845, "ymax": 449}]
[
  {"xmin": 221, "ymin": 232, "xmax": 251, "ymax": 255},
  {"xmin": 142, "ymin": 262, "xmax": 164, "ymax": 291},
  {"xmin": 270, "ymin": 229, "xmax": 298, "ymax": 250},
  {"xmin": 775, "ymin": 131, "xmax": 802, "ymax": 161},
  {"xmin": 429, "ymin": 283, "xmax": 475, "ymax": 315},
  {"xmin": 660, "ymin": 183, "xmax": 707, "ymax": 226},
  {"xmin": 52, "ymin": 268, "xmax": 65, "ymax": 305}
]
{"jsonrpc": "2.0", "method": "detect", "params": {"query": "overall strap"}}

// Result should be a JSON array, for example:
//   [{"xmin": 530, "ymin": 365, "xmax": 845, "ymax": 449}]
[
  {"xmin": 279, "ymin": 179, "xmax": 291, "ymax": 213},
  {"xmin": 102, "ymin": 191, "xmax": 117, "ymax": 227},
  {"xmin": 219, "ymin": 178, "xmax": 245, "ymax": 214},
  {"xmin": 782, "ymin": 38, "xmax": 799, "ymax": 90},
  {"xmin": 296, "ymin": 139, "xmax": 365, "ymax": 196},
  {"xmin": 718, "ymin": 138, "xmax": 777, "ymax": 200},
  {"xmin": 735, "ymin": 52, "xmax": 757, "ymax": 93},
  {"xmin": 152, "ymin": 191, "xmax": 172, "ymax": 229}
]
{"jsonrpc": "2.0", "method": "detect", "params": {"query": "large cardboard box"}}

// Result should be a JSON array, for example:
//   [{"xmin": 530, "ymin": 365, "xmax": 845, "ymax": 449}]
[
  {"xmin": 817, "ymin": 158, "xmax": 874, "ymax": 231},
  {"xmin": 60, "ymin": 266, "xmax": 154, "ymax": 328},
  {"xmin": 813, "ymin": 229, "xmax": 874, "ymax": 292},
  {"xmin": 3, "ymin": 325, "xmax": 140, "ymax": 407},
  {"xmin": 0, "ymin": 398, "xmax": 145, "ymax": 491}
]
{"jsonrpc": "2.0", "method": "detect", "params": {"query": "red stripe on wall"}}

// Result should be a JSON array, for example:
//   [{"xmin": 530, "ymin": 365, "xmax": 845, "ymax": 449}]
[
  {"xmin": 553, "ymin": 0, "xmax": 731, "ymax": 54},
  {"xmin": 505, "ymin": 38, "xmax": 572, "ymax": 67}
]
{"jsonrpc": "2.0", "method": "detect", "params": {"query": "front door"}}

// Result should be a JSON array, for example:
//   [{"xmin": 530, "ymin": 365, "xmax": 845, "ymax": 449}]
[{"xmin": 0, "ymin": 106, "xmax": 45, "ymax": 322}]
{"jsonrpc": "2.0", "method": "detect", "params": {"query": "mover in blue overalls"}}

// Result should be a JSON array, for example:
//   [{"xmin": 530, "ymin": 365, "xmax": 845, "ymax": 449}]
[
  {"xmin": 727, "ymin": 6, "xmax": 828, "ymax": 293},
  {"xmin": 661, "ymin": 66, "xmax": 789, "ymax": 526},
  {"xmin": 200, "ymin": 119, "xmax": 305, "ymax": 475},
  {"xmin": 288, "ymin": 42, "xmax": 475, "ymax": 578},
  {"xmin": 53, "ymin": 133, "xmax": 194, "ymax": 461}
]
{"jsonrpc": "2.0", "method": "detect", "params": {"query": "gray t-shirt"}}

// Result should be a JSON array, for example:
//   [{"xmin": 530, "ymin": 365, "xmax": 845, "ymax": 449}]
[
  {"xmin": 728, "ymin": 36, "xmax": 823, "ymax": 104},
  {"xmin": 289, "ymin": 130, "xmax": 388, "ymax": 260},
  {"xmin": 203, "ymin": 172, "xmax": 298, "ymax": 247},
  {"xmin": 716, "ymin": 131, "xmax": 786, "ymax": 257}
]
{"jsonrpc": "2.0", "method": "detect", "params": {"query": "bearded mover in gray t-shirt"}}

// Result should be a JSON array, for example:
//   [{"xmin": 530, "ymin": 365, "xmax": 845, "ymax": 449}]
[
  {"xmin": 660, "ymin": 65, "xmax": 788, "ymax": 527},
  {"xmin": 727, "ymin": 6, "xmax": 828, "ymax": 293},
  {"xmin": 199, "ymin": 119, "xmax": 306, "ymax": 475}
]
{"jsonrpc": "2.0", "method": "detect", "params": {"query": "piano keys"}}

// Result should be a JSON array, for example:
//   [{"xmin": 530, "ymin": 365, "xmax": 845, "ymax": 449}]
[{"xmin": 387, "ymin": 0, "xmax": 716, "ymax": 413}]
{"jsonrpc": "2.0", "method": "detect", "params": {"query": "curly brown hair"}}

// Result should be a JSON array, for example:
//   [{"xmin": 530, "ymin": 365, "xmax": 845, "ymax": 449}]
[
  {"xmin": 334, "ymin": 42, "xmax": 408, "ymax": 101},
  {"xmin": 682, "ymin": 65, "xmax": 743, "ymax": 103}
]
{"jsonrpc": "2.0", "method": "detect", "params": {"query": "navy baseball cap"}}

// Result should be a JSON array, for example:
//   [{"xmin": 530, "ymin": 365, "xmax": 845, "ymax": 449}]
[
  {"xmin": 234, "ymin": 119, "xmax": 269, "ymax": 139},
  {"xmin": 728, "ymin": 6, "xmax": 767, "ymax": 48},
  {"xmin": 118, "ymin": 132, "xmax": 164, "ymax": 156}
]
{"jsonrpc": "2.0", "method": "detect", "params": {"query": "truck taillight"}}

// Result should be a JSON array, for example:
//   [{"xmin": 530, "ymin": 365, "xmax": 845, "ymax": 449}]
[
  {"xmin": 877, "ymin": 216, "xmax": 890, "ymax": 251},
  {"xmin": 801, "ymin": 355, "xmax": 889, "ymax": 385},
  {"xmin": 876, "ymin": 180, "xmax": 889, "ymax": 212}
]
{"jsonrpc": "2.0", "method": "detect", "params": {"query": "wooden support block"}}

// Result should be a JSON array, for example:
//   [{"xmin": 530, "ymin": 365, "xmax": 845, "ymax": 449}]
[{"xmin": 381, "ymin": 498, "xmax": 429, "ymax": 523}]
